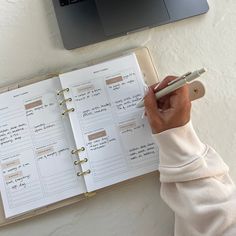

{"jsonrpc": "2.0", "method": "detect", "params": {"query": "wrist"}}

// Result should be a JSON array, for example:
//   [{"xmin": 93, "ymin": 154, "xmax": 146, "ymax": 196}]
[
  {"xmin": 153, "ymin": 121, "xmax": 207, "ymax": 167},
  {"xmin": 152, "ymin": 119, "xmax": 190, "ymax": 134}
]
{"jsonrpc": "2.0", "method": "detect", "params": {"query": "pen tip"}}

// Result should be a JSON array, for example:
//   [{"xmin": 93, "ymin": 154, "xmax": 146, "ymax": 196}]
[
  {"xmin": 135, "ymin": 101, "xmax": 143, "ymax": 108},
  {"xmin": 135, "ymin": 98, "xmax": 145, "ymax": 108}
]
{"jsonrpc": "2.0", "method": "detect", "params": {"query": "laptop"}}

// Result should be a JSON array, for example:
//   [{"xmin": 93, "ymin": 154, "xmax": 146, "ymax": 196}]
[{"xmin": 52, "ymin": 0, "xmax": 209, "ymax": 50}]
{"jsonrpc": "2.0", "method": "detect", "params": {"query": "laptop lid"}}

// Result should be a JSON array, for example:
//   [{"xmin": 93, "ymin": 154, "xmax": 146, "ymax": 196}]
[
  {"xmin": 95, "ymin": 0, "xmax": 170, "ymax": 36},
  {"xmin": 53, "ymin": 0, "xmax": 209, "ymax": 49}
]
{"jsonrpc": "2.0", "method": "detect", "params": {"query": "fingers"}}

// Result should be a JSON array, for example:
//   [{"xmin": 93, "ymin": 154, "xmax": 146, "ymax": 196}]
[
  {"xmin": 144, "ymin": 88, "xmax": 159, "ymax": 115},
  {"xmin": 149, "ymin": 83, "xmax": 160, "ymax": 92},
  {"xmin": 149, "ymin": 76, "xmax": 177, "ymax": 92},
  {"xmin": 144, "ymin": 76, "xmax": 192, "ymax": 133},
  {"xmin": 150, "ymin": 76, "xmax": 180, "ymax": 93},
  {"xmin": 144, "ymin": 88, "xmax": 162, "ymax": 126},
  {"xmin": 154, "ymin": 76, "xmax": 177, "ymax": 92},
  {"xmin": 170, "ymin": 84, "xmax": 191, "ymax": 109},
  {"xmin": 152, "ymin": 76, "xmax": 189, "ymax": 97}
]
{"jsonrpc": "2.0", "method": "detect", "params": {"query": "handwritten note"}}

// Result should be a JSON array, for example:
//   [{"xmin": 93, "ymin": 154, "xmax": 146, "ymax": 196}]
[
  {"xmin": 114, "ymin": 94, "xmax": 142, "ymax": 111},
  {"xmin": 129, "ymin": 143, "xmax": 156, "ymax": 161},
  {"xmin": 106, "ymin": 73, "xmax": 135, "ymax": 91},
  {"xmin": 1, "ymin": 149, "xmax": 43, "ymax": 208},
  {"xmin": 36, "ymin": 147, "xmax": 69, "ymax": 161},
  {"xmin": 106, "ymin": 71, "xmax": 143, "ymax": 113},
  {"xmin": 71, "ymin": 82, "xmax": 112, "ymax": 123},
  {"xmin": 0, "ymin": 123, "xmax": 28, "ymax": 147},
  {"xmin": 82, "ymin": 103, "xmax": 111, "ymax": 118},
  {"xmin": 86, "ymin": 129, "xmax": 117, "ymax": 152},
  {"xmin": 74, "ymin": 83, "xmax": 102, "ymax": 102}
]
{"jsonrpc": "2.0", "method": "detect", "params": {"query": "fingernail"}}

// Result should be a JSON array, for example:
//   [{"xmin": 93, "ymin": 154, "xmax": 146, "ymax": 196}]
[
  {"xmin": 144, "ymin": 87, "xmax": 150, "ymax": 96},
  {"xmin": 154, "ymin": 82, "xmax": 162, "ymax": 92}
]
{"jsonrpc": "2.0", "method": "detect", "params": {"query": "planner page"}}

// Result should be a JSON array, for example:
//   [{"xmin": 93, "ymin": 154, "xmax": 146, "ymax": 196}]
[
  {"xmin": 59, "ymin": 53, "xmax": 159, "ymax": 192},
  {"xmin": 0, "ymin": 78, "xmax": 86, "ymax": 218}
]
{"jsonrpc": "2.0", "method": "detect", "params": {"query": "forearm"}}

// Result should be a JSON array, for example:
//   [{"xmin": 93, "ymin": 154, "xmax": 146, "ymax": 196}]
[{"xmin": 154, "ymin": 122, "xmax": 236, "ymax": 235}]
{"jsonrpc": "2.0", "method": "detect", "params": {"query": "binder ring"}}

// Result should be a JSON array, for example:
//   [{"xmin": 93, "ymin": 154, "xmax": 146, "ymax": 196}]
[
  {"xmin": 74, "ymin": 158, "xmax": 88, "ymax": 165},
  {"xmin": 77, "ymin": 169, "xmax": 91, "ymax": 176},
  {"xmin": 71, "ymin": 147, "xmax": 85, "ymax": 155},
  {"xmin": 57, "ymin": 88, "xmax": 69, "ymax": 95},
  {"xmin": 60, "ymin": 98, "xmax": 72, "ymax": 106},
  {"xmin": 62, "ymin": 108, "xmax": 75, "ymax": 116}
]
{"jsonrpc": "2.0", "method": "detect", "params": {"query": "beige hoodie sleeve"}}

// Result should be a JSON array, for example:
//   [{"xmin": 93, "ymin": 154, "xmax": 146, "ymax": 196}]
[{"xmin": 153, "ymin": 122, "xmax": 236, "ymax": 236}]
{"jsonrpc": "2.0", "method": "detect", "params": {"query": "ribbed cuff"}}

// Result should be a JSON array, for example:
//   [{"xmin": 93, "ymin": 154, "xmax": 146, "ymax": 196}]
[{"xmin": 153, "ymin": 121, "xmax": 207, "ymax": 168}]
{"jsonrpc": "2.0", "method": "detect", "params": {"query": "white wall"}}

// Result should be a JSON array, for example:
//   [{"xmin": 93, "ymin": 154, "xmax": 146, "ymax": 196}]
[{"xmin": 0, "ymin": 0, "xmax": 235, "ymax": 235}]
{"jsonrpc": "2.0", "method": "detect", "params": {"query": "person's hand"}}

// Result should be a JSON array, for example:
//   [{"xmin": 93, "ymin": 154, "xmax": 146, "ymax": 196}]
[{"xmin": 144, "ymin": 76, "xmax": 191, "ymax": 134}]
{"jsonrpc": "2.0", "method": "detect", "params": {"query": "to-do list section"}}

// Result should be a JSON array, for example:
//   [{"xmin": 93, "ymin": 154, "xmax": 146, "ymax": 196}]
[
  {"xmin": 0, "ymin": 78, "xmax": 86, "ymax": 218},
  {"xmin": 59, "ymin": 53, "xmax": 159, "ymax": 192}
]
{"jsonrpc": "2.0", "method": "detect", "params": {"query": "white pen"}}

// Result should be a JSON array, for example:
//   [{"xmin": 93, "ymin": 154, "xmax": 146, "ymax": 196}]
[{"xmin": 136, "ymin": 68, "xmax": 207, "ymax": 108}]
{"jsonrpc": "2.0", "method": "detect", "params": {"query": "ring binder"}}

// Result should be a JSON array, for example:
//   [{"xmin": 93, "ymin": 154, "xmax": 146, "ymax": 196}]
[
  {"xmin": 57, "ymin": 88, "xmax": 69, "ymax": 95},
  {"xmin": 59, "ymin": 98, "xmax": 72, "ymax": 106},
  {"xmin": 62, "ymin": 108, "xmax": 75, "ymax": 116},
  {"xmin": 71, "ymin": 147, "xmax": 85, "ymax": 155},
  {"xmin": 77, "ymin": 170, "xmax": 91, "ymax": 176},
  {"xmin": 74, "ymin": 158, "xmax": 88, "ymax": 165}
]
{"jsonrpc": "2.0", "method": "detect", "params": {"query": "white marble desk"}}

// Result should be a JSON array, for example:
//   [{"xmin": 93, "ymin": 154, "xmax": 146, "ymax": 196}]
[{"xmin": 0, "ymin": 0, "xmax": 236, "ymax": 235}]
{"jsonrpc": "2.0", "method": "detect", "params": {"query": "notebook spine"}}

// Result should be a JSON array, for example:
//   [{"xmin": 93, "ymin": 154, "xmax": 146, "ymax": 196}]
[
  {"xmin": 71, "ymin": 147, "xmax": 91, "ymax": 177},
  {"xmin": 71, "ymin": 147, "xmax": 85, "ymax": 154},
  {"xmin": 77, "ymin": 170, "xmax": 91, "ymax": 176},
  {"xmin": 57, "ymin": 87, "xmax": 69, "ymax": 95},
  {"xmin": 57, "ymin": 88, "xmax": 91, "ymax": 177},
  {"xmin": 62, "ymin": 108, "xmax": 74, "ymax": 116},
  {"xmin": 59, "ymin": 97, "xmax": 72, "ymax": 106},
  {"xmin": 57, "ymin": 87, "xmax": 74, "ymax": 116}
]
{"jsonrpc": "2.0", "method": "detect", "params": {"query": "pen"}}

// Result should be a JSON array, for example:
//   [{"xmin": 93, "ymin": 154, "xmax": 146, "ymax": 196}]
[{"xmin": 136, "ymin": 68, "xmax": 207, "ymax": 108}]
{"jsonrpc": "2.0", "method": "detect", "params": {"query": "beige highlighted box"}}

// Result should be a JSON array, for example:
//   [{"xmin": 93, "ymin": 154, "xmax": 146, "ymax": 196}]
[
  {"xmin": 36, "ymin": 146, "xmax": 54, "ymax": 157},
  {"xmin": 25, "ymin": 100, "xmax": 43, "ymax": 110},
  {"xmin": 119, "ymin": 120, "xmax": 137, "ymax": 131},
  {"xmin": 5, "ymin": 171, "xmax": 23, "ymax": 182},
  {"xmin": 106, "ymin": 76, "xmax": 123, "ymax": 85},
  {"xmin": 88, "ymin": 130, "xmax": 107, "ymax": 141},
  {"xmin": 1, "ymin": 159, "xmax": 20, "ymax": 169},
  {"xmin": 77, "ymin": 83, "xmax": 94, "ymax": 93}
]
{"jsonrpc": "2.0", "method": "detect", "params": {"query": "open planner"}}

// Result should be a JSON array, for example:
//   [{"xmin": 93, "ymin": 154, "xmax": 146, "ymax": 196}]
[
  {"xmin": 0, "ymin": 47, "xmax": 206, "ymax": 225},
  {"xmin": 0, "ymin": 48, "xmax": 160, "ymax": 221}
]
